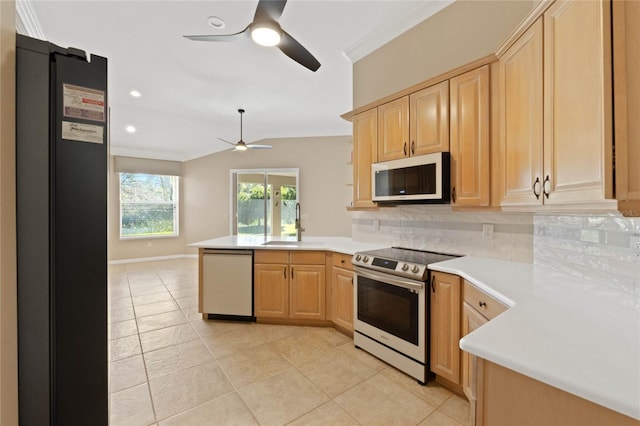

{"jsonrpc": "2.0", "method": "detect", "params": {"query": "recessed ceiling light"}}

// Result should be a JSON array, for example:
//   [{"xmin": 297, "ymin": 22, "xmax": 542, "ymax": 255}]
[
  {"xmin": 129, "ymin": 90, "xmax": 141, "ymax": 98},
  {"xmin": 207, "ymin": 16, "xmax": 226, "ymax": 29},
  {"xmin": 126, "ymin": 125, "xmax": 136, "ymax": 133}
]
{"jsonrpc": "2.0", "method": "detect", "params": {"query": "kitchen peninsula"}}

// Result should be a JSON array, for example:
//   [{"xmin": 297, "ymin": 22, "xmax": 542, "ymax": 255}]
[{"xmin": 190, "ymin": 236, "xmax": 385, "ymax": 332}]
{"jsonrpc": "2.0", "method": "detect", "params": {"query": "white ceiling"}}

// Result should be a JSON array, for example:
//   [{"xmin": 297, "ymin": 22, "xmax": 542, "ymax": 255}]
[{"xmin": 22, "ymin": 0, "xmax": 453, "ymax": 161}]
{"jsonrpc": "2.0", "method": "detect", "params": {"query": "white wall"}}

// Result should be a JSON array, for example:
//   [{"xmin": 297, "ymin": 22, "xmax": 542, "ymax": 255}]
[
  {"xmin": 353, "ymin": 0, "xmax": 534, "ymax": 108},
  {"xmin": 182, "ymin": 136, "xmax": 352, "ymax": 253}
]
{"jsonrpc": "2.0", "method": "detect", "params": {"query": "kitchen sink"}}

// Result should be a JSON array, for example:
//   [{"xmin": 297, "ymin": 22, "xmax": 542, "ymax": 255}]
[{"xmin": 261, "ymin": 240, "xmax": 324, "ymax": 246}]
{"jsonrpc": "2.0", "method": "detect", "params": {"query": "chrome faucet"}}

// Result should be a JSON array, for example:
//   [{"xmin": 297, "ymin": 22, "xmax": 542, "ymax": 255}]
[{"xmin": 295, "ymin": 202, "xmax": 305, "ymax": 241}]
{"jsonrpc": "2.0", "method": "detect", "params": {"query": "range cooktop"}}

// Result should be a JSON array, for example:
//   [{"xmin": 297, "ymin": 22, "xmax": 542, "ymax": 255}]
[{"xmin": 352, "ymin": 247, "xmax": 459, "ymax": 281}]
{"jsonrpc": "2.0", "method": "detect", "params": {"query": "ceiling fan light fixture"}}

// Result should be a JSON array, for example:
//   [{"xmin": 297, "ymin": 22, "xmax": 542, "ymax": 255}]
[
  {"xmin": 251, "ymin": 24, "xmax": 281, "ymax": 47},
  {"xmin": 234, "ymin": 141, "xmax": 248, "ymax": 151}
]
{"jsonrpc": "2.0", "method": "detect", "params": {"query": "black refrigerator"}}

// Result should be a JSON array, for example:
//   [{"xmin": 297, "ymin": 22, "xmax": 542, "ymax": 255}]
[{"xmin": 16, "ymin": 34, "xmax": 108, "ymax": 426}]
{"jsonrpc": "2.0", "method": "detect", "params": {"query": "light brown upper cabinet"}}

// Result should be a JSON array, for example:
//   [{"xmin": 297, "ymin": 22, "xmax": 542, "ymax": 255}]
[
  {"xmin": 352, "ymin": 109, "xmax": 378, "ymax": 208},
  {"xmin": 613, "ymin": 0, "xmax": 640, "ymax": 216},
  {"xmin": 377, "ymin": 97, "xmax": 409, "ymax": 162},
  {"xmin": 500, "ymin": 0, "xmax": 614, "ymax": 208},
  {"xmin": 377, "ymin": 81, "xmax": 450, "ymax": 163},
  {"xmin": 450, "ymin": 65, "xmax": 491, "ymax": 207},
  {"xmin": 543, "ymin": 0, "xmax": 613, "ymax": 205},
  {"xmin": 410, "ymin": 81, "xmax": 450, "ymax": 156},
  {"xmin": 499, "ymin": 18, "xmax": 544, "ymax": 206}
]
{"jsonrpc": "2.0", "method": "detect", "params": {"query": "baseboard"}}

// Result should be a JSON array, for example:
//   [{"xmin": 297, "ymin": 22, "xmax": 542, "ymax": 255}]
[{"xmin": 108, "ymin": 254, "xmax": 197, "ymax": 265}]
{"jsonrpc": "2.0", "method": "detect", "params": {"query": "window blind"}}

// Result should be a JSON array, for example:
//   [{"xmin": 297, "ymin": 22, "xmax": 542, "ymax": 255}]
[{"xmin": 114, "ymin": 156, "xmax": 182, "ymax": 176}]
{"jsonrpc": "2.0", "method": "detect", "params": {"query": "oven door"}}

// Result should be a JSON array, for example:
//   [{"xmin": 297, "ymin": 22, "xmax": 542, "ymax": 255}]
[{"xmin": 353, "ymin": 266, "xmax": 426, "ymax": 363}]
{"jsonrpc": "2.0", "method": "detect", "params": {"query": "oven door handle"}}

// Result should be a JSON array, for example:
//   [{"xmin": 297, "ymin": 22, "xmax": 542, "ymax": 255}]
[{"xmin": 353, "ymin": 266, "xmax": 424, "ymax": 292}]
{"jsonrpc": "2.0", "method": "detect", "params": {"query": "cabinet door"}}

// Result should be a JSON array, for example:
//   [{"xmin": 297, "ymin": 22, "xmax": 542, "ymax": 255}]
[
  {"xmin": 613, "ymin": 0, "xmax": 640, "ymax": 215},
  {"xmin": 543, "ymin": 0, "xmax": 613, "ymax": 204},
  {"xmin": 462, "ymin": 302, "xmax": 488, "ymax": 402},
  {"xmin": 450, "ymin": 66, "xmax": 491, "ymax": 207},
  {"xmin": 254, "ymin": 263, "xmax": 289, "ymax": 318},
  {"xmin": 352, "ymin": 109, "xmax": 378, "ymax": 208},
  {"xmin": 410, "ymin": 81, "xmax": 450, "ymax": 155},
  {"xmin": 332, "ymin": 267, "xmax": 354, "ymax": 331},
  {"xmin": 289, "ymin": 264, "xmax": 326, "ymax": 320},
  {"xmin": 499, "ymin": 18, "xmax": 544, "ymax": 206},
  {"xmin": 430, "ymin": 271, "xmax": 461, "ymax": 384},
  {"xmin": 378, "ymin": 97, "xmax": 410, "ymax": 162}
]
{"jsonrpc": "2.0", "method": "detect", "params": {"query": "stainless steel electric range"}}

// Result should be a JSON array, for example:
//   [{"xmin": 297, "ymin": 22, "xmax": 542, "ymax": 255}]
[{"xmin": 351, "ymin": 247, "xmax": 459, "ymax": 384}]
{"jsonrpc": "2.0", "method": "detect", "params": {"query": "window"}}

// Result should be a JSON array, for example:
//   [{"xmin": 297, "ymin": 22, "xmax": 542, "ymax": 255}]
[{"xmin": 119, "ymin": 173, "xmax": 179, "ymax": 238}]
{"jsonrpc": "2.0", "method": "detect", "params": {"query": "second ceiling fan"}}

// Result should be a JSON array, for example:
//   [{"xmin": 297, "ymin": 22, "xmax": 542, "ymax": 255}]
[
  {"xmin": 219, "ymin": 109, "xmax": 272, "ymax": 152},
  {"xmin": 184, "ymin": 0, "xmax": 321, "ymax": 72}
]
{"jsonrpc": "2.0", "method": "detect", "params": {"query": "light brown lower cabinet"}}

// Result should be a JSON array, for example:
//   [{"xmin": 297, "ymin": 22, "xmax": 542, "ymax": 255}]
[
  {"xmin": 474, "ymin": 359, "xmax": 640, "ymax": 426},
  {"xmin": 430, "ymin": 271, "xmax": 462, "ymax": 385},
  {"xmin": 331, "ymin": 253, "xmax": 354, "ymax": 333},
  {"xmin": 254, "ymin": 250, "xmax": 325, "ymax": 320}
]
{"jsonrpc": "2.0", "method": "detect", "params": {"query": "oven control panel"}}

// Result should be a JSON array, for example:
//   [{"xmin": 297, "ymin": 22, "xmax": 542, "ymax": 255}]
[{"xmin": 352, "ymin": 254, "xmax": 427, "ymax": 280}]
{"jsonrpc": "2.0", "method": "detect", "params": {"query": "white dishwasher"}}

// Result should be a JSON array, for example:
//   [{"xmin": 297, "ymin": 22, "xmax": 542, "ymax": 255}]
[{"xmin": 202, "ymin": 249, "xmax": 254, "ymax": 320}]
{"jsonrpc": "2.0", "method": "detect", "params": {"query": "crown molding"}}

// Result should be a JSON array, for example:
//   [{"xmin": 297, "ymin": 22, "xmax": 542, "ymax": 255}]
[
  {"xmin": 15, "ymin": 0, "xmax": 45, "ymax": 39},
  {"xmin": 342, "ymin": 0, "xmax": 455, "ymax": 64}
]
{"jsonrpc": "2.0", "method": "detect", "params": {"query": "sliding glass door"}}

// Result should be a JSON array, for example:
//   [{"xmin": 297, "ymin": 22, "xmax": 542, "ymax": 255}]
[{"xmin": 231, "ymin": 168, "xmax": 298, "ymax": 237}]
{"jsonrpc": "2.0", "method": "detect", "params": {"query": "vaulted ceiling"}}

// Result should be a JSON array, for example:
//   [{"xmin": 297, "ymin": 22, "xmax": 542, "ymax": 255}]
[{"xmin": 21, "ymin": 1, "xmax": 453, "ymax": 161}]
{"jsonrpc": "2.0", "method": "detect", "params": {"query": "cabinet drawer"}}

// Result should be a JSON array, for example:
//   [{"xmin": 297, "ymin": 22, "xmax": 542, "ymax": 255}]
[
  {"xmin": 290, "ymin": 251, "xmax": 326, "ymax": 265},
  {"xmin": 254, "ymin": 250, "xmax": 289, "ymax": 264},
  {"xmin": 332, "ymin": 252, "xmax": 353, "ymax": 270},
  {"xmin": 463, "ymin": 280, "xmax": 507, "ymax": 320}
]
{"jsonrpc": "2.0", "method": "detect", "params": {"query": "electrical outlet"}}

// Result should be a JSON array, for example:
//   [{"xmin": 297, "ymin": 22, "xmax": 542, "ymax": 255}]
[
  {"xmin": 482, "ymin": 223, "xmax": 494, "ymax": 239},
  {"xmin": 631, "ymin": 236, "xmax": 640, "ymax": 258}
]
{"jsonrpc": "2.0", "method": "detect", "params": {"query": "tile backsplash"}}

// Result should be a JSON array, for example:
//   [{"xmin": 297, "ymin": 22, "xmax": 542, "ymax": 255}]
[
  {"xmin": 534, "ymin": 214, "xmax": 640, "ymax": 295},
  {"xmin": 351, "ymin": 206, "xmax": 534, "ymax": 263},
  {"xmin": 351, "ymin": 206, "xmax": 640, "ymax": 294}
]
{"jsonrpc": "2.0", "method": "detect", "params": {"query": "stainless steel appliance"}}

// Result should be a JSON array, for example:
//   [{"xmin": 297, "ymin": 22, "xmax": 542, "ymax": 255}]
[
  {"xmin": 17, "ymin": 35, "xmax": 108, "ymax": 425},
  {"xmin": 372, "ymin": 152, "xmax": 450, "ymax": 204},
  {"xmin": 352, "ymin": 248, "xmax": 458, "ymax": 384}
]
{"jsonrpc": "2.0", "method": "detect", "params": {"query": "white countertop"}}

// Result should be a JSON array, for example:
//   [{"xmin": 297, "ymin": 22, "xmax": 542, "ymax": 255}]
[
  {"xmin": 430, "ymin": 256, "xmax": 640, "ymax": 421},
  {"xmin": 189, "ymin": 235, "xmax": 386, "ymax": 256}
]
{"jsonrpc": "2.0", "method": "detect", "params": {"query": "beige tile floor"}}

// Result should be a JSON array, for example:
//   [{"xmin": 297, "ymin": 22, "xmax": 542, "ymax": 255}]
[{"xmin": 109, "ymin": 258, "xmax": 470, "ymax": 426}]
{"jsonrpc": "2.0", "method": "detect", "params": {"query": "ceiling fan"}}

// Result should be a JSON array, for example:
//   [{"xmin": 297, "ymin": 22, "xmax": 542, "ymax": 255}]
[
  {"xmin": 183, "ymin": 0, "xmax": 321, "ymax": 72},
  {"xmin": 219, "ymin": 109, "xmax": 272, "ymax": 152}
]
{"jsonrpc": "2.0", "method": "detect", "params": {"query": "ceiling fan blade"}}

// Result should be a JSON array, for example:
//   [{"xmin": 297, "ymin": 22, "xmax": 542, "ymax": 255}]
[
  {"xmin": 217, "ymin": 137, "xmax": 237, "ymax": 146},
  {"xmin": 184, "ymin": 26, "xmax": 249, "ymax": 42},
  {"xmin": 254, "ymin": 0, "xmax": 287, "ymax": 23},
  {"xmin": 278, "ymin": 30, "xmax": 320, "ymax": 72},
  {"xmin": 247, "ymin": 144, "xmax": 272, "ymax": 149}
]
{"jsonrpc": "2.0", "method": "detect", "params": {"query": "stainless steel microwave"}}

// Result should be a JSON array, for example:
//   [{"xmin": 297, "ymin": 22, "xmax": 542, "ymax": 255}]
[{"xmin": 372, "ymin": 152, "xmax": 450, "ymax": 204}]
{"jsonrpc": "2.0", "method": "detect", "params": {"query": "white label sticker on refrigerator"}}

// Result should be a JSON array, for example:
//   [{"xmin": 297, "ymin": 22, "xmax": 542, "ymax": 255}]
[
  {"xmin": 62, "ymin": 121, "xmax": 104, "ymax": 144},
  {"xmin": 63, "ymin": 84, "xmax": 105, "ymax": 122}
]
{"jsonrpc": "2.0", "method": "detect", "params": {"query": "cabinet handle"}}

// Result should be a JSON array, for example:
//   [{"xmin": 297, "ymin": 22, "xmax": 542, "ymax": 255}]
[
  {"xmin": 403, "ymin": 142, "xmax": 408, "ymax": 156},
  {"xmin": 350, "ymin": 278, "xmax": 354, "ymax": 286},
  {"xmin": 284, "ymin": 267, "xmax": 287, "ymax": 279},
  {"xmin": 543, "ymin": 175, "xmax": 551, "ymax": 199},
  {"xmin": 291, "ymin": 267, "xmax": 294, "ymax": 278},
  {"xmin": 411, "ymin": 140, "xmax": 415, "ymax": 155},
  {"xmin": 452, "ymin": 187, "xmax": 456, "ymax": 204},
  {"xmin": 340, "ymin": 259, "xmax": 345, "ymax": 264},
  {"xmin": 431, "ymin": 275, "xmax": 435, "ymax": 293},
  {"xmin": 479, "ymin": 301, "xmax": 487, "ymax": 308},
  {"xmin": 532, "ymin": 177, "xmax": 541, "ymax": 199}
]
